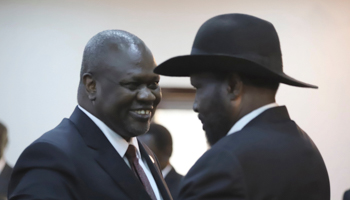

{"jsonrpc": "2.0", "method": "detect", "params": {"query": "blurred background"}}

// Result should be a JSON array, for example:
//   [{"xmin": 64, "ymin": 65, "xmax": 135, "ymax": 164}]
[{"xmin": 0, "ymin": 0, "xmax": 349, "ymax": 199}]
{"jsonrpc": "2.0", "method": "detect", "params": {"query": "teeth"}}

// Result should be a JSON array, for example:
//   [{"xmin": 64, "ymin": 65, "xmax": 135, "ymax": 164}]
[{"xmin": 135, "ymin": 110, "xmax": 151, "ymax": 115}]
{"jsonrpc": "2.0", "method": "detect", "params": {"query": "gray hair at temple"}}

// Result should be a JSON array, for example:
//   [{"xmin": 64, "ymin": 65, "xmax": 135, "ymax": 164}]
[{"xmin": 79, "ymin": 29, "xmax": 144, "ymax": 81}]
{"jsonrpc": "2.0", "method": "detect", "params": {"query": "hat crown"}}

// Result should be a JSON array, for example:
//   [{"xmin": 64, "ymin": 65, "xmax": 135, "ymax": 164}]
[
  {"xmin": 154, "ymin": 13, "xmax": 318, "ymax": 89},
  {"xmin": 191, "ymin": 14, "xmax": 283, "ymax": 72}
]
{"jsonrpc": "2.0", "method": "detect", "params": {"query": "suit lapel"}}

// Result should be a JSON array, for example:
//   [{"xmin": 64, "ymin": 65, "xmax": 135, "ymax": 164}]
[
  {"xmin": 139, "ymin": 140, "xmax": 173, "ymax": 200},
  {"xmin": 164, "ymin": 168, "xmax": 176, "ymax": 182},
  {"xmin": 69, "ymin": 107, "xmax": 151, "ymax": 200},
  {"xmin": 94, "ymin": 146, "xmax": 151, "ymax": 200},
  {"xmin": 0, "ymin": 164, "xmax": 12, "ymax": 180}
]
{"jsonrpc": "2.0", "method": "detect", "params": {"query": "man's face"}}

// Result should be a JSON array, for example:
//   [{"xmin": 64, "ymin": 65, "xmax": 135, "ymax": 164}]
[
  {"xmin": 93, "ymin": 45, "xmax": 161, "ymax": 141},
  {"xmin": 191, "ymin": 72, "xmax": 235, "ymax": 146}
]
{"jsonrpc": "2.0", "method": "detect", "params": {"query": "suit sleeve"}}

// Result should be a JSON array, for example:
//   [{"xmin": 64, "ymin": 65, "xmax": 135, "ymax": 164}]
[
  {"xmin": 178, "ymin": 149, "xmax": 247, "ymax": 200},
  {"xmin": 8, "ymin": 142, "xmax": 79, "ymax": 200}
]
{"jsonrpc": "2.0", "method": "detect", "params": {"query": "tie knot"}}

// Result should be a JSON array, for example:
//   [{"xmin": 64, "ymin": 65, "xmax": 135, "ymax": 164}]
[{"xmin": 125, "ymin": 145, "xmax": 137, "ymax": 160}]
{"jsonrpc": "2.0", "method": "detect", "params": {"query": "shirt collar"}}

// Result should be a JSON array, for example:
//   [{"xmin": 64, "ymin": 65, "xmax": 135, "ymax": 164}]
[
  {"xmin": 162, "ymin": 164, "xmax": 173, "ymax": 178},
  {"xmin": 78, "ymin": 105, "xmax": 141, "ymax": 159},
  {"xmin": 227, "ymin": 103, "xmax": 279, "ymax": 136},
  {"xmin": 0, "ymin": 156, "xmax": 6, "ymax": 173}
]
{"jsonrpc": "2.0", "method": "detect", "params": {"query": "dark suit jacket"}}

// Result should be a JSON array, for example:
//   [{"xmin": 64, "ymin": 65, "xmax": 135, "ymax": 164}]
[
  {"xmin": 178, "ymin": 106, "xmax": 330, "ymax": 200},
  {"xmin": 344, "ymin": 189, "xmax": 350, "ymax": 200},
  {"xmin": 0, "ymin": 163, "xmax": 13, "ymax": 200},
  {"xmin": 8, "ymin": 107, "xmax": 172, "ymax": 200},
  {"xmin": 165, "ymin": 167, "xmax": 183, "ymax": 199}
]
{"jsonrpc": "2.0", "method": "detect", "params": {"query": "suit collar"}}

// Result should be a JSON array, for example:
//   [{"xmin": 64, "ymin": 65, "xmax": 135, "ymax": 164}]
[
  {"xmin": 139, "ymin": 141, "xmax": 173, "ymax": 200},
  {"xmin": 69, "ymin": 106, "xmax": 106, "ymax": 150},
  {"xmin": 0, "ymin": 163, "xmax": 12, "ymax": 179},
  {"xmin": 244, "ymin": 106, "xmax": 291, "ymax": 129},
  {"xmin": 164, "ymin": 167, "xmax": 182, "ymax": 182},
  {"xmin": 69, "ymin": 106, "xmax": 172, "ymax": 200},
  {"xmin": 162, "ymin": 164, "xmax": 173, "ymax": 178},
  {"xmin": 69, "ymin": 107, "xmax": 153, "ymax": 200},
  {"xmin": 227, "ymin": 103, "xmax": 279, "ymax": 136},
  {"xmin": 0, "ymin": 156, "xmax": 5, "ymax": 174},
  {"xmin": 77, "ymin": 106, "xmax": 142, "ymax": 159}
]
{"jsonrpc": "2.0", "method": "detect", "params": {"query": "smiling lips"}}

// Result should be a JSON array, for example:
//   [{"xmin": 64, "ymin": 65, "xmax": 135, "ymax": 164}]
[
  {"xmin": 130, "ymin": 109, "xmax": 152, "ymax": 121},
  {"xmin": 134, "ymin": 110, "xmax": 151, "ymax": 115}
]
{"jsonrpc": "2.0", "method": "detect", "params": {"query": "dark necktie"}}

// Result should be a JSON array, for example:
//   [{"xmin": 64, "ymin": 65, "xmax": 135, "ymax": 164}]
[{"xmin": 125, "ymin": 145, "xmax": 157, "ymax": 200}]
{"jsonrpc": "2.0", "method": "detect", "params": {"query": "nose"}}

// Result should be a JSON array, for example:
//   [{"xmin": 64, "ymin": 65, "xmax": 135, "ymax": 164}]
[{"xmin": 137, "ymin": 87, "xmax": 156, "ymax": 102}]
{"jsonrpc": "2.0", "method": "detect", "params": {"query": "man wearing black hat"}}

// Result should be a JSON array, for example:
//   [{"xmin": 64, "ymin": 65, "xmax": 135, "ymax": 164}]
[{"xmin": 154, "ymin": 14, "xmax": 330, "ymax": 200}]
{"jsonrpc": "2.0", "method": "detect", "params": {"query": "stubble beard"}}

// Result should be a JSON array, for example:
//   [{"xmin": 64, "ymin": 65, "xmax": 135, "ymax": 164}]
[{"xmin": 204, "ymin": 115, "xmax": 233, "ymax": 147}]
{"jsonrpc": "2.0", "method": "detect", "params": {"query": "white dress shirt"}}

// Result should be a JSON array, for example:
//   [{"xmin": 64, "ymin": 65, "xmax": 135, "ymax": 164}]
[
  {"xmin": 161, "ymin": 164, "xmax": 173, "ymax": 178},
  {"xmin": 0, "ymin": 156, "xmax": 6, "ymax": 174},
  {"xmin": 227, "ymin": 103, "xmax": 279, "ymax": 136},
  {"xmin": 78, "ymin": 105, "xmax": 163, "ymax": 200}
]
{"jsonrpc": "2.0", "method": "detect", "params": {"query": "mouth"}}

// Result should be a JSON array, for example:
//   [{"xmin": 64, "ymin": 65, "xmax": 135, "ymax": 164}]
[
  {"xmin": 129, "ymin": 109, "xmax": 152, "ymax": 121},
  {"xmin": 133, "ymin": 110, "xmax": 151, "ymax": 115}
]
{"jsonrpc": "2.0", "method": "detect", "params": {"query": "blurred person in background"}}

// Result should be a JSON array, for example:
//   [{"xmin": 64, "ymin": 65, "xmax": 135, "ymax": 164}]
[
  {"xmin": 0, "ymin": 121, "xmax": 12, "ymax": 200},
  {"xmin": 138, "ymin": 123, "xmax": 183, "ymax": 199},
  {"xmin": 344, "ymin": 189, "xmax": 350, "ymax": 200},
  {"xmin": 155, "ymin": 13, "xmax": 330, "ymax": 200},
  {"xmin": 8, "ymin": 30, "xmax": 172, "ymax": 200}
]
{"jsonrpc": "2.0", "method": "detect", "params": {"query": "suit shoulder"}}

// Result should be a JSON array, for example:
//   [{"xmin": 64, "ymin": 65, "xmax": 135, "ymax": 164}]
[
  {"xmin": 9, "ymin": 141, "xmax": 81, "ymax": 200},
  {"xmin": 193, "ymin": 142, "xmax": 243, "ymax": 171},
  {"xmin": 16, "ymin": 140, "xmax": 74, "ymax": 170},
  {"xmin": 179, "ymin": 147, "xmax": 247, "ymax": 199},
  {"xmin": 166, "ymin": 168, "xmax": 183, "ymax": 182},
  {"xmin": 32, "ymin": 118, "xmax": 83, "ymax": 152},
  {"xmin": 14, "ymin": 118, "xmax": 85, "ymax": 171}
]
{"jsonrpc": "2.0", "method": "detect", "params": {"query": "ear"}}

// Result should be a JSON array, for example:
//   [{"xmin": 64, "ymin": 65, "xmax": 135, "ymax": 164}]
[
  {"xmin": 227, "ymin": 73, "xmax": 243, "ymax": 101},
  {"xmin": 82, "ymin": 73, "xmax": 97, "ymax": 102}
]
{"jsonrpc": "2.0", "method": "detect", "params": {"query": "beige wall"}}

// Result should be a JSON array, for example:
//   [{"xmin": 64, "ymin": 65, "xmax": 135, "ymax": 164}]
[{"xmin": 0, "ymin": 0, "xmax": 349, "ymax": 199}]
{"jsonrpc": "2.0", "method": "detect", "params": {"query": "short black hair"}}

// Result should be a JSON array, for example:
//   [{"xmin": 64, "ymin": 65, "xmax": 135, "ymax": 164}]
[
  {"xmin": 239, "ymin": 73, "xmax": 280, "ymax": 91},
  {"xmin": 80, "ymin": 30, "xmax": 142, "ymax": 81},
  {"xmin": 147, "ymin": 123, "xmax": 173, "ymax": 157}
]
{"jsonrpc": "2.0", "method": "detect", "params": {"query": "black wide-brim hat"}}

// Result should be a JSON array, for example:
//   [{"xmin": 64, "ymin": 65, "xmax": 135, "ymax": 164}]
[{"xmin": 154, "ymin": 13, "xmax": 318, "ymax": 88}]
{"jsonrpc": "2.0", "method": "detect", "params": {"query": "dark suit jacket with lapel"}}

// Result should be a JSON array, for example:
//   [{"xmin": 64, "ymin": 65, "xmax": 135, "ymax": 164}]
[
  {"xmin": 178, "ymin": 106, "xmax": 330, "ymax": 200},
  {"xmin": 164, "ymin": 167, "xmax": 183, "ymax": 200},
  {"xmin": 0, "ymin": 163, "xmax": 13, "ymax": 200},
  {"xmin": 8, "ymin": 107, "xmax": 172, "ymax": 200}
]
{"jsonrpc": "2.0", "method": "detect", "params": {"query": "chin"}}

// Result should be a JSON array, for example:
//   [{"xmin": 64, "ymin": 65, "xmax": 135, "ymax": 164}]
[
  {"xmin": 205, "ymin": 128, "xmax": 228, "ymax": 147},
  {"xmin": 126, "ymin": 122, "xmax": 150, "ymax": 137}
]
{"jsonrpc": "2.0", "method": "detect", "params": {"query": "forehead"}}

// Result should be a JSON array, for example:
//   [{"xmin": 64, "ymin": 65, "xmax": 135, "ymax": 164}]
[
  {"xmin": 103, "ymin": 64, "xmax": 159, "ymax": 82},
  {"xmin": 99, "ymin": 44, "xmax": 157, "ymax": 78}
]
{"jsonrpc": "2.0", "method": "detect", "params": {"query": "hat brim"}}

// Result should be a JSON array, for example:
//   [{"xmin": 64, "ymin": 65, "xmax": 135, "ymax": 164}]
[{"xmin": 154, "ymin": 55, "xmax": 318, "ymax": 89}]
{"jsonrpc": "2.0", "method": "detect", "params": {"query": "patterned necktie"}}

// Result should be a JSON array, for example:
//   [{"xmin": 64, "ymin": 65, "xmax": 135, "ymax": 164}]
[{"xmin": 125, "ymin": 145, "xmax": 157, "ymax": 200}]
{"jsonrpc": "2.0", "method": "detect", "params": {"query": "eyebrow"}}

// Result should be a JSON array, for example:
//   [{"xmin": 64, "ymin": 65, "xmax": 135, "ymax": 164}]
[{"xmin": 121, "ymin": 74, "xmax": 160, "ymax": 83}]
